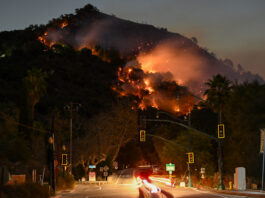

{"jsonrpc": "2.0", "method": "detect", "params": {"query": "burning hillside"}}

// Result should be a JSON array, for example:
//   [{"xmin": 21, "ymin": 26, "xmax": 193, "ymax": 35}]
[
  {"xmin": 36, "ymin": 4, "xmax": 264, "ymax": 113},
  {"xmin": 113, "ymin": 64, "xmax": 194, "ymax": 114}
]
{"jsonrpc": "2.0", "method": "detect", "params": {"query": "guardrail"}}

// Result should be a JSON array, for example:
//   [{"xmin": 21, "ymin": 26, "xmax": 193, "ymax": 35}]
[{"xmin": 77, "ymin": 181, "xmax": 108, "ymax": 185}]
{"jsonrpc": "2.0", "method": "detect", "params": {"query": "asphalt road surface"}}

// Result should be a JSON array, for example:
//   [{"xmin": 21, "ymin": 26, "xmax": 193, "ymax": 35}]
[
  {"xmin": 56, "ymin": 184, "xmax": 252, "ymax": 198},
  {"xmin": 161, "ymin": 187, "xmax": 251, "ymax": 198},
  {"xmin": 56, "ymin": 184, "xmax": 140, "ymax": 198},
  {"xmin": 56, "ymin": 169, "xmax": 251, "ymax": 198}
]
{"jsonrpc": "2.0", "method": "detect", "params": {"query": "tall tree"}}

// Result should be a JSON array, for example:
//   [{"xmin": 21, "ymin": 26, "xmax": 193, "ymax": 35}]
[
  {"xmin": 204, "ymin": 74, "xmax": 231, "ymax": 123},
  {"xmin": 23, "ymin": 68, "xmax": 47, "ymax": 121},
  {"xmin": 223, "ymin": 81, "xmax": 265, "ymax": 177},
  {"xmin": 73, "ymin": 103, "xmax": 138, "ymax": 177}
]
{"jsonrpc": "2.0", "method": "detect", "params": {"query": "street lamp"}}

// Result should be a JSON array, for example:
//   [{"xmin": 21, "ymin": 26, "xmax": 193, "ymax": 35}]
[
  {"xmin": 64, "ymin": 102, "xmax": 81, "ymax": 174},
  {"xmin": 48, "ymin": 135, "xmax": 55, "ymax": 193}
]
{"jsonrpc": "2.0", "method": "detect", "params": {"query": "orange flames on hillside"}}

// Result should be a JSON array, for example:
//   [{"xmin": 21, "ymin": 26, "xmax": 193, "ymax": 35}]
[
  {"xmin": 114, "ymin": 65, "xmax": 194, "ymax": 115},
  {"xmin": 38, "ymin": 22, "xmax": 111, "ymax": 62},
  {"xmin": 38, "ymin": 22, "xmax": 195, "ymax": 114},
  {"xmin": 60, "ymin": 21, "xmax": 68, "ymax": 28},
  {"xmin": 38, "ymin": 32, "xmax": 55, "ymax": 47}
]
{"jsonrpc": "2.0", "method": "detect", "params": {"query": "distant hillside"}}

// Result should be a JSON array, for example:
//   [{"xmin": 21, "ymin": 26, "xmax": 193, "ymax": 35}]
[
  {"xmin": 0, "ymin": 3, "xmax": 263, "ymax": 109},
  {"xmin": 37, "ymin": 4, "xmax": 263, "ymax": 93}
]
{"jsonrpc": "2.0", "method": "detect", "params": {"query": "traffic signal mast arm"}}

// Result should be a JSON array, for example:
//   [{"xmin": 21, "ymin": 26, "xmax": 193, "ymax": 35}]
[
  {"xmin": 143, "ymin": 119, "xmax": 219, "ymax": 142},
  {"xmin": 146, "ymin": 134, "xmax": 189, "ymax": 151}
]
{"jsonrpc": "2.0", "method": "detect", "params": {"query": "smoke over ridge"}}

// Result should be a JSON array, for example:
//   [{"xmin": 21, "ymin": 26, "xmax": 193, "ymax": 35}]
[{"xmin": 38, "ymin": 5, "xmax": 264, "ymax": 112}]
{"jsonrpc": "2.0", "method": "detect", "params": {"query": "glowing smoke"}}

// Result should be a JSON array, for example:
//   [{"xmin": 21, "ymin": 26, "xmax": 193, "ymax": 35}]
[{"xmin": 37, "ymin": 7, "xmax": 264, "ymax": 112}]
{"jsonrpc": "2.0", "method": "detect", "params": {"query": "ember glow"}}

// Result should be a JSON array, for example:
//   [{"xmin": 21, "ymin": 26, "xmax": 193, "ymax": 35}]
[
  {"xmin": 39, "ymin": 24, "xmax": 195, "ymax": 114},
  {"xmin": 38, "ymin": 23, "xmax": 111, "ymax": 62},
  {"xmin": 60, "ymin": 21, "xmax": 68, "ymax": 28},
  {"xmin": 115, "ymin": 63, "xmax": 194, "ymax": 115}
]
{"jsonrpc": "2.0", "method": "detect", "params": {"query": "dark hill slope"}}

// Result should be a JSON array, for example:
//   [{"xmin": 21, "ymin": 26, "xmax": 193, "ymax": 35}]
[{"xmin": 41, "ymin": 4, "xmax": 263, "ymax": 85}]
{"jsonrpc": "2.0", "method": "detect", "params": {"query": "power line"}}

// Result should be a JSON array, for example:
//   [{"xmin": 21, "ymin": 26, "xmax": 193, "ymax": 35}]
[{"xmin": 0, "ymin": 113, "xmax": 49, "ymax": 133}]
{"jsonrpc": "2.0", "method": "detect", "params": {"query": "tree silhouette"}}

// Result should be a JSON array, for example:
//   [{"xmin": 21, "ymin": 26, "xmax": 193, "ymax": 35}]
[
  {"xmin": 23, "ymin": 68, "xmax": 47, "ymax": 121},
  {"xmin": 204, "ymin": 74, "xmax": 231, "ymax": 123}
]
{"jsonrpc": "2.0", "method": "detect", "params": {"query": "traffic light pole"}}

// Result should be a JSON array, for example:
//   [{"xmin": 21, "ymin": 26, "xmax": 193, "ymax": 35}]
[
  {"xmin": 187, "ymin": 130, "xmax": 193, "ymax": 187},
  {"xmin": 187, "ymin": 112, "xmax": 193, "ymax": 187},
  {"xmin": 144, "ymin": 118, "xmax": 225, "ymax": 189},
  {"xmin": 217, "ymin": 140, "xmax": 225, "ymax": 190},
  {"xmin": 217, "ymin": 107, "xmax": 225, "ymax": 190}
]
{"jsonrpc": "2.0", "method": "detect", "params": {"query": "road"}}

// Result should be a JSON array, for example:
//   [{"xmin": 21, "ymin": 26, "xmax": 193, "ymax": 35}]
[
  {"xmin": 56, "ymin": 169, "xmax": 251, "ymax": 198},
  {"xmin": 56, "ymin": 183, "xmax": 251, "ymax": 198},
  {"xmin": 160, "ymin": 187, "xmax": 251, "ymax": 198},
  {"xmin": 57, "ymin": 184, "xmax": 140, "ymax": 198}
]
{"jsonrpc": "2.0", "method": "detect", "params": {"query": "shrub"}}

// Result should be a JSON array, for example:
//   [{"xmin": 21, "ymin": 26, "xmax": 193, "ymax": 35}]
[
  {"xmin": 1, "ymin": 183, "xmax": 49, "ymax": 198},
  {"xmin": 56, "ymin": 171, "xmax": 75, "ymax": 190}
]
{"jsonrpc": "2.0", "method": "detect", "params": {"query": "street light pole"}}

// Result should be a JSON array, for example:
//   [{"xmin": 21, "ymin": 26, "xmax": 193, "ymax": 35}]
[
  {"xmin": 69, "ymin": 102, "xmax": 73, "ymax": 174},
  {"xmin": 48, "ymin": 115, "xmax": 56, "ymax": 194}
]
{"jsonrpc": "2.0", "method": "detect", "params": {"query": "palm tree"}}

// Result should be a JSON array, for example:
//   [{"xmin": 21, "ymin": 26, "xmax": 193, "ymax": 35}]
[
  {"xmin": 204, "ymin": 74, "xmax": 231, "ymax": 190},
  {"xmin": 23, "ymin": 68, "xmax": 47, "ymax": 121},
  {"xmin": 204, "ymin": 74, "xmax": 231, "ymax": 123}
]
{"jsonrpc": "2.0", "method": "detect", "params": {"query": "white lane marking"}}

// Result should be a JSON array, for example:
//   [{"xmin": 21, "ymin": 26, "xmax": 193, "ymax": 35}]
[
  {"xmin": 115, "ymin": 170, "xmax": 124, "ymax": 184},
  {"xmin": 193, "ymin": 188, "xmax": 247, "ymax": 198}
]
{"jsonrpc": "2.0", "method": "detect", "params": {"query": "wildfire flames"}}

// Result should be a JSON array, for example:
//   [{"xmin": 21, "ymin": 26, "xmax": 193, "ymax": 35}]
[
  {"xmin": 37, "ymin": 10, "xmax": 263, "ymax": 116},
  {"xmin": 114, "ymin": 64, "xmax": 194, "ymax": 115},
  {"xmin": 38, "ymin": 22, "xmax": 195, "ymax": 115},
  {"xmin": 38, "ymin": 22, "xmax": 111, "ymax": 62}
]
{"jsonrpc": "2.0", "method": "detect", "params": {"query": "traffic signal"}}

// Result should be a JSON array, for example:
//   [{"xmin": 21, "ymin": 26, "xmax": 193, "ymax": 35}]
[
  {"xmin": 140, "ymin": 130, "xmax": 146, "ymax": 142},
  {"xmin": 187, "ymin": 152, "xmax": 194, "ymax": 163},
  {"xmin": 62, "ymin": 154, "xmax": 68, "ymax": 166},
  {"xmin": 218, "ymin": 124, "xmax": 225, "ymax": 139}
]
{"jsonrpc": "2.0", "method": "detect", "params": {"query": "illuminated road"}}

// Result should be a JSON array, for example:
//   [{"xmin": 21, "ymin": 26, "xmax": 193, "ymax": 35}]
[
  {"xmin": 56, "ymin": 184, "xmax": 140, "ymax": 198},
  {"xmin": 56, "ymin": 171, "xmax": 251, "ymax": 198},
  {"xmin": 159, "ymin": 187, "xmax": 250, "ymax": 198},
  {"xmin": 56, "ymin": 183, "xmax": 254, "ymax": 198}
]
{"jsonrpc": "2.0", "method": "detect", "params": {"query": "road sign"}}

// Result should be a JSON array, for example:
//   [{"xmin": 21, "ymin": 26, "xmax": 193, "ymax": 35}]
[
  {"xmin": 89, "ymin": 171, "xmax": 96, "ymax": 181},
  {"xmin": 187, "ymin": 152, "xmax": 194, "ymax": 163},
  {"xmin": 89, "ymin": 165, "xmax": 96, "ymax": 169},
  {"xmin": 260, "ymin": 129, "xmax": 265, "ymax": 153},
  {"xmin": 166, "ymin": 163, "xmax": 175, "ymax": 172},
  {"xmin": 218, "ymin": 124, "xmax": 225, "ymax": 138},
  {"xmin": 140, "ymin": 130, "xmax": 146, "ymax": 142},
  {"xmin": 61, "ymin": 154, "xmax": 68, "ymax": 166}
]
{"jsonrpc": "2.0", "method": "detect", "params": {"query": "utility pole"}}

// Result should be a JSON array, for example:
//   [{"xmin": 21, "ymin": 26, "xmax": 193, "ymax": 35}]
[
  {"xmin": 69, "ymin": 102, "xmax": 73, "ymax": 174},
  {"xmin": 65, "ymin": 102, "xmax": 81, "ymax": 175}
]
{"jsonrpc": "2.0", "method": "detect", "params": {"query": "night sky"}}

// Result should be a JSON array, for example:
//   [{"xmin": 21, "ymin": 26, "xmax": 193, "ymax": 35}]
[{"xmin": 1, "ymin": 0, "xmax": 265, "ymax": 78}]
